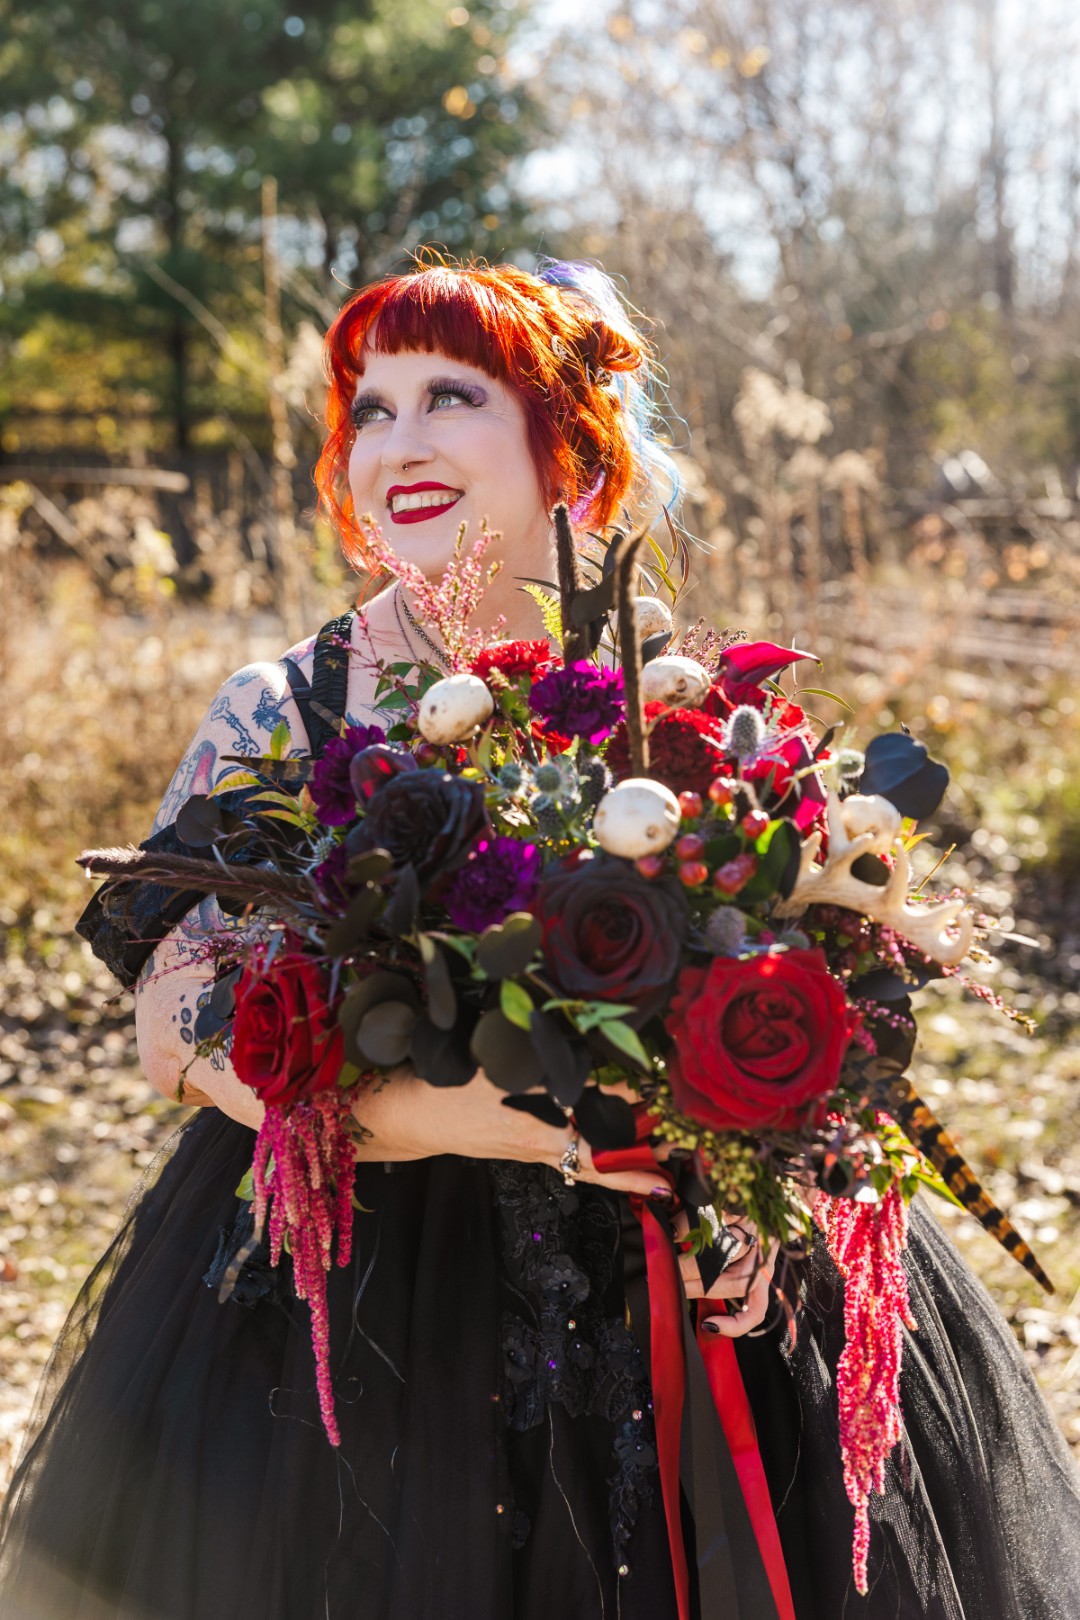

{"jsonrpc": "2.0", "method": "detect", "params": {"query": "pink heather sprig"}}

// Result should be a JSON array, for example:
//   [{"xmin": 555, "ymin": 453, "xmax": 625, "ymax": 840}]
[
  {"xmin": 360, "ymin": 516, "xmax": 506, "ymax": 669},
  {"xmin": 814, "ymin": 1181, "xmax": 917, "ymax": 1595},
  {"xmin": 252, "ymin": 1090, "xmax": 357, "ymax": 1446}
]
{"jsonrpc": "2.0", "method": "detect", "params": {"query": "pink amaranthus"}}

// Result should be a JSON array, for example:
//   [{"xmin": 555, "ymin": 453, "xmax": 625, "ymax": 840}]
[
  {"xmin": 252, "ymin": 1091, "xmax": 357, "ymax": 1446},
  {"xmin": 815, "ymin": 1180, "xmax": 917, "ymax": 1594}
]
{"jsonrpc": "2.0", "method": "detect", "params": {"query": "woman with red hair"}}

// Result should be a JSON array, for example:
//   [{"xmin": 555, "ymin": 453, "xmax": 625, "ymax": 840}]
[{"xmin": 3, "ymin": 255, "xmax": 1079, "ymax": 1620}]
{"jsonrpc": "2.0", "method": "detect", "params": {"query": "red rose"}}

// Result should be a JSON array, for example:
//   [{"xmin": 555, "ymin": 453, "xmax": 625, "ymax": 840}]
[
  {"xmin": 471, "ymin": 640, "xmax": 554, "ymax": 683},
  {"xmin": 232, "ymin": 944, "xmax": 344, "ymax": 1108},
  {"xmin": 665, "ymin": 949, "xmax": 856, "ymax": 1131}
]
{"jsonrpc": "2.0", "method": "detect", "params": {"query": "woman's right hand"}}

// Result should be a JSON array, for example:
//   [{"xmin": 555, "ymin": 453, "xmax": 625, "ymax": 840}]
[{"xmin": 351, "ymin": 1067, "xmax": 667, "ymax": 1201}]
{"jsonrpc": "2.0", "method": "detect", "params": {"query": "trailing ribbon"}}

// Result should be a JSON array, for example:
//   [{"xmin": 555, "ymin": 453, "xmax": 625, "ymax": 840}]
[{"xmin": 595, "ymin": 1132, "xmax": 796, "ymax": 1620}]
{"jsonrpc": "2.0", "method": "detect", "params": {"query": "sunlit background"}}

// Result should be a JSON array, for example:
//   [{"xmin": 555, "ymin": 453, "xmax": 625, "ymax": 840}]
[{"xmin": 2, "ymin": 0, "xmax": 1080, "ymax": 1493}]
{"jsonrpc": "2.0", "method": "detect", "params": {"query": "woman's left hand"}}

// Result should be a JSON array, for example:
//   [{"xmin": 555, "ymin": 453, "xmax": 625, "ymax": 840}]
[{"xmin": 673, "ymin": 1210, "xmax": 779, "ymax": 1339}]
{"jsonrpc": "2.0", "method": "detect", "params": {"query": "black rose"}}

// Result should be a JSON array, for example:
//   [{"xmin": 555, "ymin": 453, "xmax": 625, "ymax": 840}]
[
  {"xmin": 350, "ymin": 769, "xmax": 487, "ymax": 883},
  {"xmin": 349, "ymin": 743, "xmax": 418, "ymax": 805},
  {"xmin": 535, "ymin": 857, "xmax": 688, "ymax": 1025}
]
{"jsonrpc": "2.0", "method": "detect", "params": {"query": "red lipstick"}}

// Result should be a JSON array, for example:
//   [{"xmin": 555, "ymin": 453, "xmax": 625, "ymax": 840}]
[{"xmin": 386, "ymin": 480, "xmax": 464, "ymax": 526}]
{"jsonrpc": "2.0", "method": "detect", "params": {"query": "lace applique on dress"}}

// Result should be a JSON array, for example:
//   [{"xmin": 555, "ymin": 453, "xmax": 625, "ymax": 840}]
[{"xmin": 490, "ymin": 1161, "xmax": 659, "ymax": 1562}]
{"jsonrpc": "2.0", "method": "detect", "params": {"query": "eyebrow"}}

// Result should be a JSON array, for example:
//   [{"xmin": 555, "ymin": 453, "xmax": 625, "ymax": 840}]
[{"xmin": 353, "ymin": 374, "xmax": 489, "ymax": 404}]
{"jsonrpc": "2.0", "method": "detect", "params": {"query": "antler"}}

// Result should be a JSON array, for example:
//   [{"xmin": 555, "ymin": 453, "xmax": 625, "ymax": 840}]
[{"xmin": 773, "ymin": 792, "xmax": 974, "ymax": 967}]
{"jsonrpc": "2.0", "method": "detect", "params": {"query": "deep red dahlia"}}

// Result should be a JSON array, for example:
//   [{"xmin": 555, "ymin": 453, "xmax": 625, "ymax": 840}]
[
  {"xmin": 606, "ymin": 702, "xmax": 729, "ymax": 796},
  {"xmin": 470, "ymin": 639, "xmax": 554, "ymax": 683}
]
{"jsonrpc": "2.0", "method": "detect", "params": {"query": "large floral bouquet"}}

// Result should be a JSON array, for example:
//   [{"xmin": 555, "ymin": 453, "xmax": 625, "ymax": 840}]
[{"xmin": 85, "ymin": 511, "xmax": 1051, "ymax": 1593}]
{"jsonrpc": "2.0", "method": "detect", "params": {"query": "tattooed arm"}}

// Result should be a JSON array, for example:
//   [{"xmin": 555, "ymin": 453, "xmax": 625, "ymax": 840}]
[{"xmin": 134, "ymin": 655, "xmax": 312, "ymax": 1128}]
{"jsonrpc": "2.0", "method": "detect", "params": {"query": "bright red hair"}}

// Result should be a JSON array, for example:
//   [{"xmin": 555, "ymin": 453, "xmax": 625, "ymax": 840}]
[{"xmin": 314, "ymin": 256, "xmax": 652, "ymax": 571}]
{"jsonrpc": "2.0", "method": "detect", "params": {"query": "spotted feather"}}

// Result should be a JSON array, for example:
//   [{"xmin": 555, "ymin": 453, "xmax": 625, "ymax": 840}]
[{"xmin": 877, "ymin": 1073, "xmax": 1055, "ymax": 1295}]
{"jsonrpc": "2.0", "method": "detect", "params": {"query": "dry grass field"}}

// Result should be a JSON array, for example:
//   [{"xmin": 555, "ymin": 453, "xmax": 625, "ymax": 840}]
[{"xmin": 2, "ymin": 531, "xmax": 1079, "ymax": 1495}]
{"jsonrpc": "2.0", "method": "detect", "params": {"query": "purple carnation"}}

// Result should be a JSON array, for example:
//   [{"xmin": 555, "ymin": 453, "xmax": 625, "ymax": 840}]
[
  {"xmin": 528, "ymin": 661, "xmax": 625, "ymax": 744},
  {"xmin": 309, "ymin": 724, "xmax": 386, "ymax": 825},
  {"xmin": 312, "ymin": 843, "xmax": 351, "ymax": 912},
  {"xmin": 443, "ymin": 836, "xmax": 542, "ymax": 933}
]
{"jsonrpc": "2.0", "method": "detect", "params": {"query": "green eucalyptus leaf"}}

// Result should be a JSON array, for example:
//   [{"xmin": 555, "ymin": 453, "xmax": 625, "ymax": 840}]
[
  {"xmin": 470, "ymin": 1009, "xmax": 543, "ymax": 1092},
  {"xmin": 499, "ymin": 979, "xmax": 535, "ymax": 1030},
  {"xmin": 475, "ymin": 912, "xmax": 542, "ymax": 979},
  {"xmin": 597, "ymin": 1019, "xmax": 650, "ymax": 1070}
]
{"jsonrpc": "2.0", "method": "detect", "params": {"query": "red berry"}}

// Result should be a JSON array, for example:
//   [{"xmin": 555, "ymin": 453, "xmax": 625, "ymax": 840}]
[
  {"xmin": 414, "ymin": 741, "xmax": 442, "ymax": 767},
  {"xmin": 678, "ymin": 860, "xmax": 710, "ymax": 888},
  {"xmin": 674, "ymin": 832, "xmax": 707, "ymax": 861},
  {"xmin": 635, "ymin": 853, "xmax": 666, "ymax": 880},
  {"xmin": 708, "ymin": 776, "xmax": 736, "ymax": 807},
  {"xmin": 713, "ymin": 853, "xmax": 758, "ymax": 895},
  {"xmin": 741, "ymin": 809, "xmax": 770, "ymax": 838},
  {"xmin": 678, "ymin": 790, "xmax": 704, "ymax": 820}
]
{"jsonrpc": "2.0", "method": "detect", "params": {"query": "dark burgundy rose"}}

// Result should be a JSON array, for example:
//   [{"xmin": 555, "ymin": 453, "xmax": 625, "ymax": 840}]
[
  {"xmin": 664, "ymin": 949, "xmax": 857, "ymax": 1132},
  {"xmin": 535, "ymin": 856, "xmax": 688, "ymax": 1024},
  {"xmin": 308, "ymin": 724, "xmax": 386, "ymax": 824},
  {"xmin": 349, "ymin": 743, "xmax": 418, "ymax": 805},
  {"xmin": 231, "ymin": 942, "xmax": 344, "ymax": 1108},
  {"xmin": 350, "ymin": 769, "xmax": 487, "ymax": 882}
]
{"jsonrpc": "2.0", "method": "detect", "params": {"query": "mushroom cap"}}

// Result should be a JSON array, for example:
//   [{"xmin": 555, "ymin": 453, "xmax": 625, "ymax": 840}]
[
  {"xmin": 638, "ymin": 654, "xmax": 712, "ymax": 709},
  {"xmin": 593, "ymin": 777, "xmax": 682, "ymax": 858},
  {"xmin": 417, "ymin": 672, "xmax": 495, "ymax": 745}
]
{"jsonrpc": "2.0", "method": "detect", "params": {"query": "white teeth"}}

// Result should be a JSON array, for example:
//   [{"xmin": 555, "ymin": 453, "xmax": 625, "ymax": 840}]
[{"xmin": 390, "ymin": 490, "xmax": 462, "ymax": 514}]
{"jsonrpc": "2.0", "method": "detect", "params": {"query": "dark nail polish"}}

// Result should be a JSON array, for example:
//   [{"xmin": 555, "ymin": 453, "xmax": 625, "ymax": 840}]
[
  {"xmin": 701, "ymin": 1318, "xmax": 722, "ymax": 1335},
  {"xmin": 650, "ymin": 1186, "xmax": 673, "ymax": 1202}
]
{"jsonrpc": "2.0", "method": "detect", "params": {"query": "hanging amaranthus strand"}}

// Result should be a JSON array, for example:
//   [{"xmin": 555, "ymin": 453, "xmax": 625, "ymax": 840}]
[
  {"xmin": 815, "ymin": 1181, "xmax": 917, "ymax": 1595},
  {"xmin": 253, "ymin": 1090, "xmax": 357, "ymax": 1446}
]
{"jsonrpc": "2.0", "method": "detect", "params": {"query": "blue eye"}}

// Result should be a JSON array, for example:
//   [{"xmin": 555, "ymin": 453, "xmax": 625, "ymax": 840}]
[{"xmin": 350, "ymin": 397, "xmax": 386, "ymax": 427}]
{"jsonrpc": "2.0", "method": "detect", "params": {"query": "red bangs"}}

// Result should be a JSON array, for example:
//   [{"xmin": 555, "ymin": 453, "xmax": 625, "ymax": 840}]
[{"xmin": 314, "ymin": 260, "xmax": 649, "ymax": 574}]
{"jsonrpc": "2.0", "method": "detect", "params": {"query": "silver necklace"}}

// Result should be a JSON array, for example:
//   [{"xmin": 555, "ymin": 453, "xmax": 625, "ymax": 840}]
[{"xmin": 393, "ymin": 584, "xmax": 451, "ymax": 670}]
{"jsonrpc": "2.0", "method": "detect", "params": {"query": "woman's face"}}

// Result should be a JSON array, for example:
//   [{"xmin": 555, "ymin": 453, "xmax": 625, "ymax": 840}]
[{"xmin": 346, "ymin": 344, "xmax": 554, "ymax": 580}]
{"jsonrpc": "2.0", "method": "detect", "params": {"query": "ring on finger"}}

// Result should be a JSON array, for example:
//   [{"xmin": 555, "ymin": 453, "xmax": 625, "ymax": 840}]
[{"xmin": 558, "ymin": 1136, "xmax": 580, "ymax": 1186}]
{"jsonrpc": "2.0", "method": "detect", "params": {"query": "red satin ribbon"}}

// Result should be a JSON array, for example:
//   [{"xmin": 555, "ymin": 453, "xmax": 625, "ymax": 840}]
[{"xmin": 596, "ymin": 1133, "xmax": 796, "ymax": 1620}]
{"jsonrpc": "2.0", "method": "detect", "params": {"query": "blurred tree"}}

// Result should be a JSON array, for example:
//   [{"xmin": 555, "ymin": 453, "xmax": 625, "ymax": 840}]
[
  {"xmin": 526, "ymin": 0, "xmax": 1080, "ymax": 499},
  {"xmin": 0, "ymin": 0, "xmax": 541, "ymax": 453}
]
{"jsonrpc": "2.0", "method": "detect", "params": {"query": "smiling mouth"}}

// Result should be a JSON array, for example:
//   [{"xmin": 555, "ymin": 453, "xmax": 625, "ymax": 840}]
[{"xmin": 389, "ymin": 490, "xmax": 464, "ymax": 524}]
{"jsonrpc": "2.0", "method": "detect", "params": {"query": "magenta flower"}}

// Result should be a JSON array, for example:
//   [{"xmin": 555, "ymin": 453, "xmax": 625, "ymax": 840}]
[
  {"xmin": 528, "ymin": 661, "xmax": 625, "ymax": 744},
  {"xmin": 443, "ymin": 836, "xmax": 542, "ymax": 932},
  {"xmin": 309, "ymin": 724, "xmax": 386, "ymax": 825}
]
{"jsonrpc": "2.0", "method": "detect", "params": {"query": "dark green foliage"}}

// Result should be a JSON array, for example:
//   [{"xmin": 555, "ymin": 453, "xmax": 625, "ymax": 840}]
[{"xmin": 0, "ymin": 0, "xmax": 544, "ymax": 452}]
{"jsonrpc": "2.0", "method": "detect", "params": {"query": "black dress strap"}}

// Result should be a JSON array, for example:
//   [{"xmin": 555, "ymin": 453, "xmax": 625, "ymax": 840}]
[
  {"xmin": 305, "ymin": 610, "xmax": 355, "ymax": 753},
  {"xmin": 76, "ymin": 609, "xmax": 357, "ymax": 987}
]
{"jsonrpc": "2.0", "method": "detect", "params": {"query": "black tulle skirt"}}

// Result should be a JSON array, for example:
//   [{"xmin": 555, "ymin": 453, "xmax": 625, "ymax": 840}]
[{"xmin": 2, "ymin": 1106, "xmax": 1079, "ymax": 1620}]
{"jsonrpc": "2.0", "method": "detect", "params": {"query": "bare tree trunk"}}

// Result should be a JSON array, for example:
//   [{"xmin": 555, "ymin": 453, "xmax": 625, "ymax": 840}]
[
  {"xmin": 164, "ymin": 128, "xmax": 190, "ymax": 454},
  {"xmin": 262, "ymin": 176, "xmax": 307, "ymax": 643},
  {"xmin": 977, "ymin": 0, "xmax": 1015, "ymax": 315}
]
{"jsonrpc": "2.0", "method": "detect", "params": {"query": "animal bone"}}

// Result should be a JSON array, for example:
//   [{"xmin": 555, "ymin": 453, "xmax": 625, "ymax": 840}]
[{"xmin": 773, "ymin": 791, "xmax": 973, "ymax": 966}]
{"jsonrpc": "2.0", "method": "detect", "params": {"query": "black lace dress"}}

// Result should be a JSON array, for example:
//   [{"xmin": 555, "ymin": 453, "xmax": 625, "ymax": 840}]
[{"xmin": 3, "ymin": 619, "xmax": 1080, "ymax": 1620}]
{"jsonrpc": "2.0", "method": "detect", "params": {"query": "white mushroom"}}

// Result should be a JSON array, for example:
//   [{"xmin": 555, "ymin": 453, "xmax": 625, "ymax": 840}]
[
  {"xmin": 417, "ymin": 673, "xmax": 495, "ymax": 745},
  {"xmin": 593, "ymin": 778, "xmax": 681, "ymax": 859},
  {"xmin": 837, "ymin": 793, "xmax": 902, "ymax": 855},
  {"xmin": 633, "ymin": 596, "xmax": 674, "ymax": 643},
  {"xmin": 639, "ymin": 654, "xmax": 712, "ymax": 710}
]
